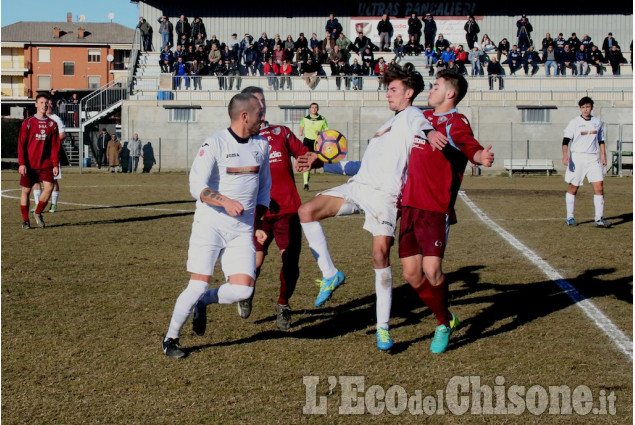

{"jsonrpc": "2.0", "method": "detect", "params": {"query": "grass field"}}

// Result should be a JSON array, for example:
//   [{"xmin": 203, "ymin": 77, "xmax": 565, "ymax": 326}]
[{"xmin": 1, "ymin": 169, "xmax": 632, "ymax": 424}]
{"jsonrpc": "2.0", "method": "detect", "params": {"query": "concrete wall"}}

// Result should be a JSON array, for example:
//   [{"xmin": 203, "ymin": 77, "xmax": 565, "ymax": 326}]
[{"xmin": 121, "ymin": 99, "xmax": 633, "ymax": 173}]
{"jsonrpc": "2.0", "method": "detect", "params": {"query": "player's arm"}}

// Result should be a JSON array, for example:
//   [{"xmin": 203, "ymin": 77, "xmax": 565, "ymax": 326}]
[
  {"xmin": 17, "ymin": 120, "xmax": 29, "ymax": 176},
  {"xmin": 299, "ymin": 118, "xmax": 305, "ymax": 137},
  {"xmin": 452, "ymin": 118, "xmax": 494, "ymax": 167},
  {"xmin": 51, "ymin": 127, "xmax": 60, "ymax": 176},
  {"xmin": 562, "ymin": 137, "xmax": 571, "ymax": 165},
  {"xmin": 200, "ymin": 188, "xmax": 244, "ymax": 216},
  {"xmin": 421, "ymin": 122, "xmax": 449, "ymax": 150},
  {"xmin": 599, "ymin": 139, "xmax": 607, "ymax": 166}
]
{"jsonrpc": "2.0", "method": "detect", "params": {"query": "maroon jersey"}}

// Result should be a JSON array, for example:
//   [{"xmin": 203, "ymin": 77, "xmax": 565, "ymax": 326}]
[
  {"xmin": 401, "ymin": 109, "xmax": 483, "ymax": 214},
  {"xmin": 17, "ymin": 115, "xmax": 60, "ymax": 170},
  {"xmin": 259, "ymin": 124, "xmax": 309, "ymax": 217}
]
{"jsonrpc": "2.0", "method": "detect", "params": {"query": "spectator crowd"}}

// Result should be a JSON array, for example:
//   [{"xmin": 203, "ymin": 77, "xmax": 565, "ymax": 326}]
[{"xmin": 141, "ymin": 13, "xmax": 630, "ymax": 91}]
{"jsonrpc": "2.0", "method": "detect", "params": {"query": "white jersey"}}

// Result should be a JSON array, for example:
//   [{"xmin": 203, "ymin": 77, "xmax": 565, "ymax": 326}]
[
  {"xmin": 349, "ymin": 106, "xmax": 432, "ymax": 198},
  {"xmin": 563, "ymin": 115, "xmax": 604, "ymax": 154},
  {"xmin": 48, "ymin": 113, "xmax": 65, "ymax": 134},
  {"xmin": 189, "ymin": 128, "xmax": 271, "ymax": 232}
]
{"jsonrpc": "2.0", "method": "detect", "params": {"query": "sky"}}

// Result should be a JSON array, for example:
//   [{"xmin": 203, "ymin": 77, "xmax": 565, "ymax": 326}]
[{"xmin": 1, "ymin": 0, "xmax": 139, "ymax": 28}]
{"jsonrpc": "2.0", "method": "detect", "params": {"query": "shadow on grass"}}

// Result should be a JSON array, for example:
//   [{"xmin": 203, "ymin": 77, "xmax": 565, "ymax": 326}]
[
  {"xmin": 70, "ymin": 199, "xmax": 195, "ymax": 212},
  {"xmin": 48, "ymin": 211, "xmax": 193, "ymax": 227},
  {"xmin": 184, "ymin": 265, "xmax": 632, "ymax": 356}
]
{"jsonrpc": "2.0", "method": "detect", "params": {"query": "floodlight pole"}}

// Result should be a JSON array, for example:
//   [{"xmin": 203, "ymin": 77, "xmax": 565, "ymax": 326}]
[{"xmin": 162, "ymin": 105, "xmax": 202, "ymax": 174}]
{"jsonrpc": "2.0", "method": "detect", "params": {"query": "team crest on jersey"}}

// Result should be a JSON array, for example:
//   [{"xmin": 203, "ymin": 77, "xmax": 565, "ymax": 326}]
[
  {"xmin": 437, "ymin": 115, "xmax": 448, "ymax": 124},
  {"xmin": 199, "ymin": 149, "xmax": 205, "ymax": 156},
  {"xmin": 272, "ymin": 127, "xmax": 281, "ymax": 135},
  {"xmin": 48, "ymin": 121, "xmax": 54, "ymax": 127},
  {"xmin": 252, "ymin": 151, "xmax": 264, "ymax": 163}
]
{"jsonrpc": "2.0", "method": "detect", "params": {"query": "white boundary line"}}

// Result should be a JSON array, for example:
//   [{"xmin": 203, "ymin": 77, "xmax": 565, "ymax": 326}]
[
  {"xmin": 0, "ymin": 187, "xmax": 194, "ymax": 213},
  {"xmin": 459, "ymin": 191, "xmax": 633, "ymax": 362}
]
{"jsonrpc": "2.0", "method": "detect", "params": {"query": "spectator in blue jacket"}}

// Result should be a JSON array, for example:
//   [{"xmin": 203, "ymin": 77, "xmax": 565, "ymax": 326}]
[
  {"xmin": 575, "ymin": 44, "xmax": 590, "ymax": 76},
  {"xmin": 503, "ymin": 45, "xmax": 523, "ymax": 75},
  {"xmin": 516, "ymin": 14, "xmax": 533, "ymax": 52},
  {"xmin": 440, "ymin": 45, "xmax": 455, "ymax": 63},
  {"xmin": 325, "ymin": 13, "xmax": 342, "ymax": 39},
  {"xmin": 522, "ymin": 45, "xmax": 541, "ymax": 76},
  {"xmin": 559, "ymin": 44, "xmax": 577, "ymax": 75}
]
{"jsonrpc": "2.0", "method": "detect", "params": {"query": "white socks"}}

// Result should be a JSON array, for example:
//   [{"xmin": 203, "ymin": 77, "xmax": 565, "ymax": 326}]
[
  {"xmin": 594, "ymin": 194, "xmax": 604, "ymax": 221},
  {"xmin": 566, "ymin": 192, "xmax": 605, "ymax": 221},
  {"xmin": 301, "ymin": 221, "xmax": 338, "ymax": 279},
  {"xmin": 166, "ymin": 279, "xmax": 209, "ymax": 339},
  {"xmin": 33, "ymin": 189, "xmax": 41, "ymax": 205},
  {"xmin": 51, "ymin": 190, "xmax": 59, "ymax": 206},
  {"xmin": 565, "ymin": 192, "xmax": 575, "ymax": 219},
  {"xmin": 375, "ymin": 267, "xmax": 393, "ymax": 330}
]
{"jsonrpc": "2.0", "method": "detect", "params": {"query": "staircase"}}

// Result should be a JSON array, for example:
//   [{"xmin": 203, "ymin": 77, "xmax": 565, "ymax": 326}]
[{"xmin": 132, "ymin": 52, "xmax": 162, "ymax": 99}]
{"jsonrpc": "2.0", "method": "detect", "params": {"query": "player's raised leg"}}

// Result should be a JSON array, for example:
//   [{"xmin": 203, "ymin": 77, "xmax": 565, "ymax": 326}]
[{"xmin": 298, "ymin": 194, "xmax": 347, "ymax": 307}]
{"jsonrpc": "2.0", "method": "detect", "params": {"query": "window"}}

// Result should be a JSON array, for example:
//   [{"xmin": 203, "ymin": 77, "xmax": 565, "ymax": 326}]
[
  {"xmin": 38, "ymin": 48, "xmax": 50, "ymax": 63},
  {"xmin": 88, "ymin": 49, "xmax": 101, "ymax": 62},
  {"xmin": 282, "ymin": 107, "xmax": 308, "ymax": 123},
  {"xmin": 521, "ymin": 109, "xmax": 551, "ymax": 123},
  {"xmin": 168, "ymin": 108, "xmax": 197, "ymax": 122},
  {"xmin": 63, "ymin": 62, "xmax": 75, "ymax": 76},
  {"xmin": 38, "ymin": 75, "xmax": 51, "ymax": 91},
  {"xmin": 517, "ymin": 106, "xmax": 556, "ymax": 124},
  {"xmin": 88, "ymin": 76, "xmax": 101, "ymax": 89}
]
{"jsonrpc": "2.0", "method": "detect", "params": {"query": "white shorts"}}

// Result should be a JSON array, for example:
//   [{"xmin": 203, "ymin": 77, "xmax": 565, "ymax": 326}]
[
  {"xmin": 319, "ymin": 181, "xmax": 398, "ymax": 237},
  {"xmin": 186, "ymin": 216, "xmax": 256, "ymax": 278},
  {"xmin": 565, "ymin": 152, "xmax": 603, "ymax": 186}
]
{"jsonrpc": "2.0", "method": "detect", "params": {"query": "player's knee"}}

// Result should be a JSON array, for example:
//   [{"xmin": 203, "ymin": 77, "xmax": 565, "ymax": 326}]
[{"xmin": 371, "ymin": 250, "xmax": 390, "ymax": 269}]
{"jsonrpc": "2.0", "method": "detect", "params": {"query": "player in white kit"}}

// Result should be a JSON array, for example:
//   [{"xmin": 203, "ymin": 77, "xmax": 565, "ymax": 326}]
[
  {"xmin": 163, "ymin": 93, "xmax": 271, "ymax": 358},
  {"xmin": 562, "ymin": 96, "xmax": 612, "ymax": 228},
  {"xmin": 296, "ymin": 63, "xmax": 448, "ymax": 351}
]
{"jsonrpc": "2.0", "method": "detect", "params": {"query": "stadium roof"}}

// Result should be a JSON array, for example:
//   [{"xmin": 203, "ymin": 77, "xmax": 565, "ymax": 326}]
[{"xmin": 1, "ymin": 22, "xmax": 135, "ymax": 45}]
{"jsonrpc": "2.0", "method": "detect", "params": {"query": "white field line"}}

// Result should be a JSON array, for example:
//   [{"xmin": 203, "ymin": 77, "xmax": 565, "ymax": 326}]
[
  {"xmin": 459, "ymin": 191, "xmax": 633, "ymax": 362},
  {"xmin": 0, "ymin": 186, "xmax": 194, "ymax": 213}
]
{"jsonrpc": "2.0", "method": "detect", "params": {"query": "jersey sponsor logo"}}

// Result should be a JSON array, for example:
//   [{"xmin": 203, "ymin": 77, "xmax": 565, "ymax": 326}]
[
  {"xmin": 580, "ymin": 130, "xmax": 598, "ymax": 135},
  {"xmin": 227, "ymin": 166, "xmax": 260, "ymax": 175},
  {"xmin": 269, "ymin": 150, "xmax": 282, "ymax": 160},
  {"xmin": 226, "ymin": 153, "xmax": 240, "ymax": 158}
]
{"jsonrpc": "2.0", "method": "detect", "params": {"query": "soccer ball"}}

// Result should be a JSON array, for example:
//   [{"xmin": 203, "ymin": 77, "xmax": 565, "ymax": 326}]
[{"xmin": 314, "ymin": 130, "xmax": 348, "ymax": 164}]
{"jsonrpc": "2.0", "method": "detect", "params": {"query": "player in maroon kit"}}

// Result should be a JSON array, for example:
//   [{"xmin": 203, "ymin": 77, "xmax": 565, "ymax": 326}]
[
  {"xmin": 399, "ymin": 70, "xmax": 494, "ymax": 353},
  {"xmin": 17, "ymin": 93, "xmax": 60, "ymax": 229},
  {"xmin": 193, "ymin": 86, "xmax": 309, "ymax": 332}
]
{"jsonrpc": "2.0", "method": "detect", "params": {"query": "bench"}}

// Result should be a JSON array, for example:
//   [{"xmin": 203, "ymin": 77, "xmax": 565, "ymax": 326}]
[
  {"xmin": 608, "ymin": 150, "xmax": 633, "ymax": 175},
  {"xmin": 504, "ymin": 159, "xmax": 555, "ymax": 175}
]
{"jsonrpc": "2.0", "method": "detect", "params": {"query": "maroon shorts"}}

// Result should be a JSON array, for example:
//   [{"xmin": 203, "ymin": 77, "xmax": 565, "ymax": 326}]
[
  {"xmin": 398, "ymin": 207, "xmax": 449, "ymax": 259},
  {"xmin": 254, "ymin": 213, "xmax": 302, "ymax": 255},
  {"xmin": 20, "ymin": 167, "xmax": 54, "ymax": 188}
]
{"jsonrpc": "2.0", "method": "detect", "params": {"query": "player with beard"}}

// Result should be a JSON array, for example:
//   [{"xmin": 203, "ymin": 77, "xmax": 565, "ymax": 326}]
[
  {"xmin": 193, "ymin": 87, "xmax": 309, "ymax": 332},
  {"xmin": 162, "ymin": 93, "xmax": 271, "ymax": 358}
]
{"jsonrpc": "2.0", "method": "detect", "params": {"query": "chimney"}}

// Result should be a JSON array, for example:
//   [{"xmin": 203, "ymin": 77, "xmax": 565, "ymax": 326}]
[
  {"xmin": 78, "ymin": 27, "xmax": 85, "ymax": 39},
  {"xmin": 67, "ymin": 12, "xmax": 72, "ymax": 23},
  {"xmin": 54, "ymin": 27, "xmax": 60, "ymax": 38}
]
